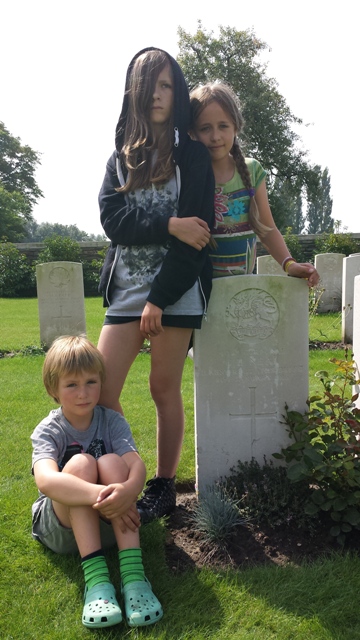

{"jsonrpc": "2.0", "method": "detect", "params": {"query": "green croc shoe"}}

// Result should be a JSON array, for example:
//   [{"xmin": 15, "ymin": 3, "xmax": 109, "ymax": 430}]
[
  {"xmin": 82, "ymin": 582, "xmax": 122, "ymax": 629},
  {"xmin": 122, "ymin": 579, "xmax": 163, "ymax": 627}
]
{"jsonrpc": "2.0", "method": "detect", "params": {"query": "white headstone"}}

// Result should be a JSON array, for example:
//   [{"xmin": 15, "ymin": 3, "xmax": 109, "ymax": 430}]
[
  {"xmin": 194, "ymin": 275, "xmax": 309, "ymax": 493},
  {"xmin": 36, "ymin": 262, "xmax": 86, "ymax": 348},
  {"xmin": 256, "ymin": 255, "xmax": 285, "ymax": 276},
  {"xmin": 353, "ymin": 275, "xmax": 360, "ymax": 406},
  {"xmin": 342, "ymin": 255, "xmax": 360, "ymax": 344},
  {"xmin": 314, "ymin": 253, "xmax": 345, "ymax": 313}
]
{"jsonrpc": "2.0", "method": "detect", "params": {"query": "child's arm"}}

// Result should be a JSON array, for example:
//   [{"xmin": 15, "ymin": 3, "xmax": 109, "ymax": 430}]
[
  {"xmin": 33, "ymin": 458, "xmax": 106, "ymax": 506},
  {"xmin": 93, "ymin": 452, "xmax": 146, "ymax": 520},
  {"xmin": 256, "ymin": 181, "xmax": 319, "ymax": 288},
  {"xmin": 100, "ymin": 152, "xmax": 211, "ymax": 250},
  {"xmin": 146, "ymin": 142, "xmax": 215, "ymax": 311}
]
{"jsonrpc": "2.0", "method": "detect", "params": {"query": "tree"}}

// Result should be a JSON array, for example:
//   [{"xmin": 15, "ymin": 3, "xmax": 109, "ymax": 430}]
[
  {"xmin": 177, "ymin": 23, "xmax": 327, "ymax": 231},
  {"xmin": 306, "ymin": 167, "xmax": 334, "ymax": 234},
  {"xmin": 269, "ymin": 177, "xmax": 306, "ymax": 234},
  {"xmin": 0, "ymin": 241, "xmax": 36, "ymax": 297},
  {"xmin": 0, "ymin": 122, "xmax": 43, "ymax": 241},
  {"xmin": 24, "ymin": 221, "xmax": 105, "ymax": 242}
]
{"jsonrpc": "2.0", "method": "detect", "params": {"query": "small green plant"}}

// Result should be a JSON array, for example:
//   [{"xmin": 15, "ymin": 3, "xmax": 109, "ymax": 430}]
[
  {"xmin": 191, "ymin": 484, "xmax": 246, "ymax": 543},
  {"xmin": 18, "ymin": 344, "xmax": 46, "ymax": 356},
  {"xmin": 274, "ymin": 353, "xmax": 360, "ymax": 544}
]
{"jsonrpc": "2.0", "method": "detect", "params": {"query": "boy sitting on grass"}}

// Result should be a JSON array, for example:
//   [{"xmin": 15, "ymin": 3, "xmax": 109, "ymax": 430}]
[{"xmin": 31, "ymin": 334, "xmax": 163, "ymax": 630}]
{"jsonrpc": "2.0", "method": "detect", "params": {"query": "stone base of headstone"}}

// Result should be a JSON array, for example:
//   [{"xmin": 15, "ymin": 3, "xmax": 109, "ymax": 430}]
[
  {"xmin": 314, "ymin": 253, "xmax": 345, "ymax": 313},
  {"xmin": 36, "ymin": 262, "xmax": 86, "ymax": 348},
  {"xmin": 193, "ymin": 275, "xmax": 309, "ymax": 494}
]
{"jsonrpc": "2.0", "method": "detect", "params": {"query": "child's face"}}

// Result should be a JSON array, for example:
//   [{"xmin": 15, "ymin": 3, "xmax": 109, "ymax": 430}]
[
  {"xmin": 193, "ymin": 101, "xmax": 236, "ymax": 164},
  {"xmin": 150, "ymin": 63, "xmax": 173, "ymax": 134},
  {"xmin": 56, "ymin": 370, "xmax": 101, "ymax": 430}
]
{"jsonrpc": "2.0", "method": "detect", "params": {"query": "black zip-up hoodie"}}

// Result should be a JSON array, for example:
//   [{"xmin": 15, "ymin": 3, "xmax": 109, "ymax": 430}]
[{"xmin": 98, "ymin": 47, "xmax": 215, "ymax": 311}]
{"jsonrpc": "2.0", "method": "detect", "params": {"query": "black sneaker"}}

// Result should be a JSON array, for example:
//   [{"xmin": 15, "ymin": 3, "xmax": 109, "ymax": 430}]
[{"xmin": 137, "ymin": 476, "xmax": 176, "ymax": 525}]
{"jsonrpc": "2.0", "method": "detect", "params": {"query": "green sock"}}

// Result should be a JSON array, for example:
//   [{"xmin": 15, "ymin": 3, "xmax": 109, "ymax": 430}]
[
  {"xmin": 81, "ymin": 555, "xmax": 110, "ymax": 590},
  {"xmin": 119, "ymin": 548, "xmax": 145, "ymax": 586}
]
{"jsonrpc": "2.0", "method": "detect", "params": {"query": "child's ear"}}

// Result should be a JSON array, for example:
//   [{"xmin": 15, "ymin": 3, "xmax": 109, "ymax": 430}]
[{"xmin": 188, "ymin": 129, "xmax": 197, "ymax": 141}]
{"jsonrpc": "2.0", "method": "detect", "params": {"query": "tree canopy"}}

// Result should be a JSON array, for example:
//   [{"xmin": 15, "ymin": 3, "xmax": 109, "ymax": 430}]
[
  {"xmin": 24, "ymin": 221, "xmax": 105, "ymax": 243},
  {"xmin": 178, "ymin": 23, "xmax": 333, "ymax": 233},
  {"xmin": 0, "ymin": 122, "xmax": 43, "ymax": 241}
]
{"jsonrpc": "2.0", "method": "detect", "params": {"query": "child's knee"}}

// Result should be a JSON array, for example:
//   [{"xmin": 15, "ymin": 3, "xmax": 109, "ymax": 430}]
[
  {"xmin": 62, "ymin": 453, "xmax": 97, "ymax": 481},
  {"xmin": 97, "ymin": 453, "xmax": 130, "ymax": 482}
]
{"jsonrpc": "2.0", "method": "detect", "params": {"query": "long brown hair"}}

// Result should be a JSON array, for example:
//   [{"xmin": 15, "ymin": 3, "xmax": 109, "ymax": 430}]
[
  {"xmin": 190, "ymin": 81, "xmax": 270, "ymax": 237},
  {"xmin": 118, "ymin": 50, "xmax": 175, "ymax": 192}
]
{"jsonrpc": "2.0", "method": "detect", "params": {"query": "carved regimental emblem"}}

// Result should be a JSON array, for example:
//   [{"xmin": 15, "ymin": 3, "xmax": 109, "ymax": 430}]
[
  {"xmin": 225, "ymin": 288, "xmax": 279, "ymax": 341},
  {"xmin": 49, "ymin": 267, "xmax": 71, "ymax": 287}
]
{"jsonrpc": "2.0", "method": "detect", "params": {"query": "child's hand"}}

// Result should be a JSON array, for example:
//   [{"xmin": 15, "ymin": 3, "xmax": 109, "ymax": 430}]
[
  {"xmin": 93, "ymin": 483, "xmax": 136, "ymax": 519},
  {"xmin": 117, "ymin": 504, "xmax": 141, "ymax": 533},
  {"xmin": 287, "ymin": 262, "xmax": 320, "ymax": 287},
  {"xmin": 140, "ymin": 302, "xmax": 164, "ymax": 338},
  {"xmin": 168, "ymin": 216, "xmax": 210, "ymax": 250}
]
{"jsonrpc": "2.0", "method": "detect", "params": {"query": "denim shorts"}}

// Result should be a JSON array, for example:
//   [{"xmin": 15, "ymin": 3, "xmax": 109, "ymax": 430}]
[{"xmin": 32, "ymin": 495, "xmax": 117, "ymax": 555}]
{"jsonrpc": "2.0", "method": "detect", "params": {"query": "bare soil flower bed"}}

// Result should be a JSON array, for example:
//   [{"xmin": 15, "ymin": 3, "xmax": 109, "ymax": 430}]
[{"xmin": 165, "ymin": 491, "xmax": 360, "ymax": 573}]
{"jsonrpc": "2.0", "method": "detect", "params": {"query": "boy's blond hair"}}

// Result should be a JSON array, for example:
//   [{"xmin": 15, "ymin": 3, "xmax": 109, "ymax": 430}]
[{"xmin": 43, "ymin": 335, "xmax": 106, "ymax": 402}]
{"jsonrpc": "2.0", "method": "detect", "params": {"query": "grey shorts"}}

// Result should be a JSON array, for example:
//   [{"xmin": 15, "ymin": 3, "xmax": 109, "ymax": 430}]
[{"xmin": 32, "ymin": 495, "xmax": 117, "ymax": 555}]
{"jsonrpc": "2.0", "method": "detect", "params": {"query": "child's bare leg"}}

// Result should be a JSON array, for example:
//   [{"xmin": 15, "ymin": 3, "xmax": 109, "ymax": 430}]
[
  {"xmin": 52, "ymin": 453, "xmax": 122, "ymax": 629},
  {"xmin": 136, "ymin": 327, "xmax": 191, "ymax": 525},
  {"xmin": 97, "ymin": 322, "xmax": 144, "ymax": 414},
  {"xmin": 150, "ymin": 327, "xmax": 192, "ymax": 478},
  {"xmin": 97, "ymin": 453, "xmax": 140, "ymax": 550},
  {"xmin": 52, "ymin": 453, "xmax": 101, "ymax": 556},
  {"xmin": 97, "ymin": 454, "xmax": 163, "ymax": 627}
]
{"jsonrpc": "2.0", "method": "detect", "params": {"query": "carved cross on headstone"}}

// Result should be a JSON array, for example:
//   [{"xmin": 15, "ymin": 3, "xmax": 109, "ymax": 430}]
[{"xmin": 229, "ymin": 385, "xmax": 277, "ymax": 457}]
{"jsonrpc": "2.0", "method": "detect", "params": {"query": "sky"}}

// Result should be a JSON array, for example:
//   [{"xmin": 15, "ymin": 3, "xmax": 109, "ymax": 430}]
[{"xmin": 1, "ymin": 0, "xmax": 359, "ymax": 237}]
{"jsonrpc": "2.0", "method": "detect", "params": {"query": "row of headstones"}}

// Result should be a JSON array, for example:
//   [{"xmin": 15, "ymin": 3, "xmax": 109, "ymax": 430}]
[
  {"xmin": 35, "ymin": 261, "xmax": 360, "ymax": 495},
  {"xmin": 257, "ymin": 252, "xmax": 360, "ymax": 344}
]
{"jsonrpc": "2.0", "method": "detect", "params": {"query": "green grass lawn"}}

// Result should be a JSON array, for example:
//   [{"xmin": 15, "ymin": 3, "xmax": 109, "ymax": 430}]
[{"xmin": 1, "ymin": 299, "xmax": 358, "ymax": 639}]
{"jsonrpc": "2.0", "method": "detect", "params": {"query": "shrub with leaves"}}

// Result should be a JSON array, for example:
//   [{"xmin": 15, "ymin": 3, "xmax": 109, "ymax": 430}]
[
  {"xmin": 36, "ymin": 234, "xmax": 82, "ymax": 263},
  {"xmin": 314, "ymin": 232, "xmax": 360, "ymax": 258},
  {"xmin": 224, "ymin": 457, "xmax": 317, "ymax": 533},
  {"xmin": 283, "ymin": 227, "xmax": 307, "ymax": 263},
  {"xmin": 274, "ymin": 353, "xmax": 360, "ymax": 544},
  {"xmin": 0, "ymin": 240, "xmax": 36, "ymax": 297}
]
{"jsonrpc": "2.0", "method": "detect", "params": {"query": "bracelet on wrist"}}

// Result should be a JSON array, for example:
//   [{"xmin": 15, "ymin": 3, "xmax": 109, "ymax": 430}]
[{"xmin": 283, "ymin": 258, "xmax": 297, "ymax": 273}]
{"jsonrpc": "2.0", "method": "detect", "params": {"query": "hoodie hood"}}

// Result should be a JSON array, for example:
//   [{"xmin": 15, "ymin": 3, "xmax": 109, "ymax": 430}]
[{"xmin": 115, "ymin": 47, "xmax": 190, "ymax": 164}]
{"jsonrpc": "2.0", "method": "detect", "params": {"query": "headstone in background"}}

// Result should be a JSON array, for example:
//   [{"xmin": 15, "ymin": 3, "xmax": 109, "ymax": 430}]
[
  {"xmin": 314, "ymin": 253, "xmax": 345, "ymax": 313},
  {"xmin": 353, "ymin": 275, "xmax": 360, "ymax": 407},
  {"xmin": 256, "ymin": 255, "xmax": 285, "ymax": 276},
  {"xmin": 193, "ymin": 275, "xmax": 309, "ymax": 493},
  {"xmin": 36, "ymin": 262, "xmax": 86, "ymax": 348},
  {"xmin": 342, "ymin": 254, "xmax": 360, "ymax": 344}
]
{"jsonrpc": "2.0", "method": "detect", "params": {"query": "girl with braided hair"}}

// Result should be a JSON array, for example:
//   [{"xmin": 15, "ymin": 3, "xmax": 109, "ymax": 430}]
[{"xmin": 190, "ymin": 81, "xmax": 319, "ymax": 285}]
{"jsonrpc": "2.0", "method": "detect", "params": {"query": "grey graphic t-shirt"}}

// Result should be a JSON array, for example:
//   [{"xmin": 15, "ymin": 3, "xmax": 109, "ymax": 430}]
[{"xmin": 106, "ymin": 176, "xmax": 202, "ymax": 317}]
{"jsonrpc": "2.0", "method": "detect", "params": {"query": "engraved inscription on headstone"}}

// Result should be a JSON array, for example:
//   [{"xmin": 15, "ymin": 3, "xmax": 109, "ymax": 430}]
[{"xmin": 225, "ymin": 288, "xmax": 279, "ymax": 341}]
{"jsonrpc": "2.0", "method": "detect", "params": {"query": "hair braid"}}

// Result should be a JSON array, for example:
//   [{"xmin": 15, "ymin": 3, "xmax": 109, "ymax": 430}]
[{"xmin": 231, "ymin": 139, "xmax": 270, "ymax": 237}]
